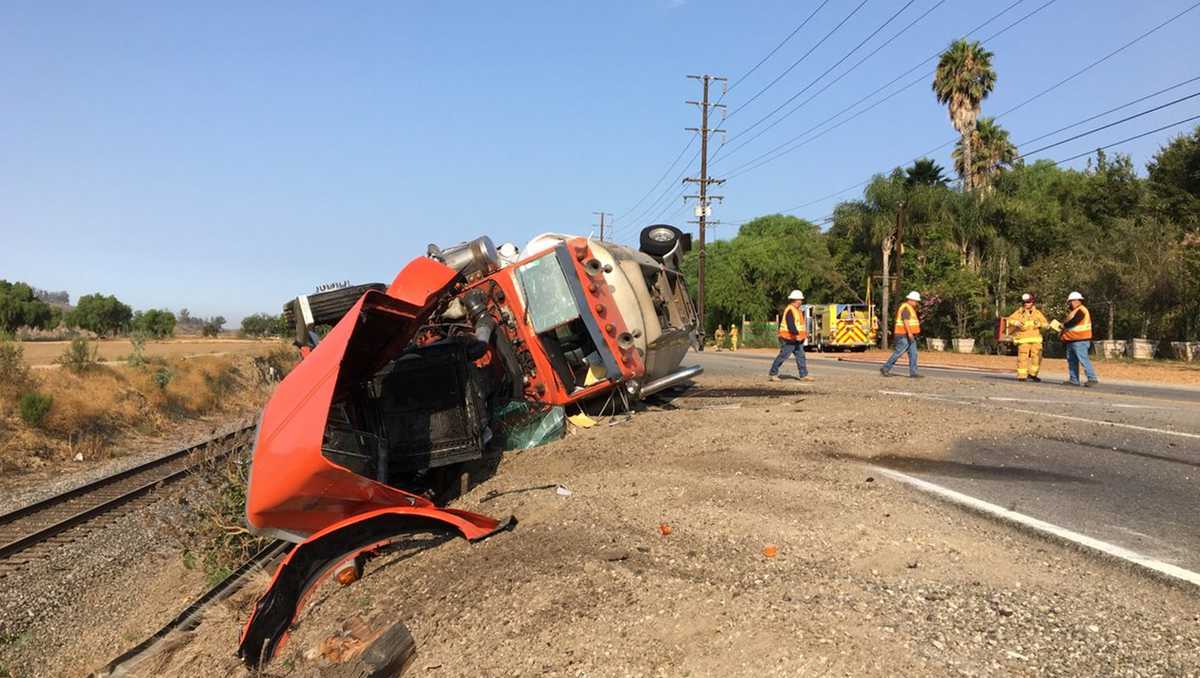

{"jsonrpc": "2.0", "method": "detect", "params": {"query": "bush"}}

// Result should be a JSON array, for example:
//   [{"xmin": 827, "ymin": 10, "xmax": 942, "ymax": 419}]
[
  {"xmin": 18, "ymin": 392, "xmax": 53, "ymax": 427},
  {"xmin": 127, "ymin": 333, "xmax": 148, "ymax": 367},
  {"xmin": 0, "ymin": 338, "xmax": 33, "ymax": 396},
  {"xmin": 58, "ymin": 337, "xmax": 99, "ymax": 374},
  {"xmin": 153, "ymin": 365, "xmax": 174, "ymax": 390}
]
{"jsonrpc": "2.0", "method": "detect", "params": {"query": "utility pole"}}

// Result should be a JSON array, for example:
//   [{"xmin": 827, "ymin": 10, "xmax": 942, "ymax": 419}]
[
  {"xmin": 684, "ymin": 74, "xmax": 726, "ymax": 344},
  {"xmin": 593, "ymin": 211, "xmax": 611, "ymax": 241}
]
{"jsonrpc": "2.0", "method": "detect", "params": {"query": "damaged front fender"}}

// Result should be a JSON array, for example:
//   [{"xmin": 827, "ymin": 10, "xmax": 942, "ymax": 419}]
[{"xmin": 237, "ymin": 506, "xmax": 514, "ymax": 667}]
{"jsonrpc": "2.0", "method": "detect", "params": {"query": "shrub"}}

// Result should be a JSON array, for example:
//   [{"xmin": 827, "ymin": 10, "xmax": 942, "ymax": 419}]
[
  {"xmin": 240, "ymin": 313, "xmax": 288, "ymax": 338},
  {"xmin": 18, "ymin": 392, "xmax": 53, "ymax": 427},
  {"xmin": 0, "ymin": 338, "xmax": 33, "ymax": 396},
  {"xmin": 153, "ymin": 365, "xmax": 174, "ymax": 390},
  {"xmin": 176, "ymin": 451, "xmax": 271, "ymax": 584},
  {"xmin": 127, "ymin": 333, "xmax": 148, "ymax": 367},
  {"xmin": 203, "ymin": 364, "xmax": 239, "ymax": 405},
  {"xmin": 58, "ymin": 337, "xmax": 99, "ymax": 374}
]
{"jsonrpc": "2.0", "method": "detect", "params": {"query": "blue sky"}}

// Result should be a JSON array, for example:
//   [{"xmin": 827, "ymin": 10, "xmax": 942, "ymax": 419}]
[{"xmin": 2, "ymin": 1, "xmax": 1197, "ymax": 322}]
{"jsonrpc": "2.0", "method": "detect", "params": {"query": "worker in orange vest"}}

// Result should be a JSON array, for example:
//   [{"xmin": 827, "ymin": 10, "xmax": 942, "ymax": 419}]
[
  {"xmin": 769, "ymin": 290, "xmax": 813, "ymax": 382},
  {"xmin": 1006, "ymin": 293, "xmax": 1048, "ymax": 382},
  {"xmin": 1061, "ymin": 291, "xmax": 1099, "ymax": 387},
  {"xmin": 880, "ymin": 291, "xmax": 922, "ymax": 378}
]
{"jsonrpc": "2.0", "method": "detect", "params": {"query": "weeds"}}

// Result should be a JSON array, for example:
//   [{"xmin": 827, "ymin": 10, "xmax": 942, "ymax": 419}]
[
  {"xmin": 126, "ymin": 332, "xmax": 148, "ymax": 367},
  {"xmin": 17, "ymin": 392, "xmax": 52, "ymax": 427},
  {"xmin": 168, "ymin": 450, "xmax": 271, "ymax": 585},
  {"xmin": 153, "ymin": 365, "xmax": 174, "ymax": 390},
  {"xmin": 203, "ymin": 364, "xmax": 239, "ymax": 407},
  {"xmin": 0, "ymin": 338, "xmax": 33, "ymax": 397},
  {"xmin": 58, "ymin": 337, "xmax": 99, "ymax": 374}
]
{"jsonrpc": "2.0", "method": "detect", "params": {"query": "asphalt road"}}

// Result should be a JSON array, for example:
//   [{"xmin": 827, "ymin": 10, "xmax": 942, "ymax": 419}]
[{"xmin": 691, "ymin": 349, "xmax": 1200, "ymax": 573}]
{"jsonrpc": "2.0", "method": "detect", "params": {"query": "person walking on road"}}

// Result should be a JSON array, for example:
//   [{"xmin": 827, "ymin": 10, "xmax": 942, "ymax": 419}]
[
  {"xmin": 769, "ymin": 290, "xmax": 813, "ymax": 382},
  {"xmin": 881, "ymin": 291, "xmax": 923, "ymax": 378},
  {"xmin": 1061, "ymin": 291, "xmax": 1099, "ymax": 387},
  {"xmin": 1007, "ymin": 293, "xmax": 1048, "ymax": 382}
]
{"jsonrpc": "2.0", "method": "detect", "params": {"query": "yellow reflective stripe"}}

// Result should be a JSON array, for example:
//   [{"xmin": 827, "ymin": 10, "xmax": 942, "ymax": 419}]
[{"xmin": 1013, "ymin": 336, "xmax": 1043, "ymax": 344}]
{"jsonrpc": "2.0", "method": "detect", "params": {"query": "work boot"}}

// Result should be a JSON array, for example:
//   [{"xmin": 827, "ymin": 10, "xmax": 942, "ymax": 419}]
[
  {"xmin": 768, "ymin": 374, "xmax": 781, "ymax": 382},
  {"xmin": 800, "ymin": 375, "xmax": 815, "ymax": 382},
  {"xmin": 1029, "ymin": 375, "xmax": 1041, "ymax": 383},
  {"xmin": 1017, "ymin": 378, "xmax": 1027, "ymax": 382},
  {"xmin": 1061, "ymin": 381, "xmax": 1080, "ymax": 386},
  {"xmin": 880, "ymin": 367, "xmax": 891, "ymax": 377},
  {"xmin": 1085, "ymin": 380, "xmax": 1099, "ymax": 387}
]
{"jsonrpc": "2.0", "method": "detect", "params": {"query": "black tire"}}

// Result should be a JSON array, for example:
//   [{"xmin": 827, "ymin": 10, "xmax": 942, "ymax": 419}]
[
  {"xmin": 282, "ymin": 283, "xmax": 386, "ymax": 330},
  {"xmin": 640, "ymin": 224, "xmax": 684, "ymax": 258}
]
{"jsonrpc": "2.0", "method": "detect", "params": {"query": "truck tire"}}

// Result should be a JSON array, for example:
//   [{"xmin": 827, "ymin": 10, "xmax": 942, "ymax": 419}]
[
  {"xmin": 640, "ymin": 224, "xmax": 684, "ymax": 258},
  {"xmin": 282, "ymin": 283, "xmax": 386, "ymax": 330}
]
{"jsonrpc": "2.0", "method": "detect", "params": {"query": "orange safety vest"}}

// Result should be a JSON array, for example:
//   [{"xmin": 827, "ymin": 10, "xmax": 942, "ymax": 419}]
[
  {"xmin": 778, "ymin": 305, "xmax": 807, "ymax": 341},
  {"xmin": 1061, "ymin": 305, "xmax": 1092, "ymax": 342},
  {"xmin": 893, "ymin": 302, "xmax": 921, "ymax": 337}
]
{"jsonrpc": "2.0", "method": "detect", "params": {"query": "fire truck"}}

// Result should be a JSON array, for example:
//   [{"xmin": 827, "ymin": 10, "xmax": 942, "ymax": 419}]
[{"xmin": 802, "ymin": 303, "xmax": 876, "ymax": 351}]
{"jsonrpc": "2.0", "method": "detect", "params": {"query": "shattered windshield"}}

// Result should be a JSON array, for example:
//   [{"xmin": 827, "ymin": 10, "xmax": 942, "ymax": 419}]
[{"xmin": 514, "ymin": 254, "xmax": 580, "ymax": 333}]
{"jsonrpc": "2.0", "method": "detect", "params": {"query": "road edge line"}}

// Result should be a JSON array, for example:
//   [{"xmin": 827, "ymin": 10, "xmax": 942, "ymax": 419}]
[{"xmin": 871, "ymin": 466, "xmax": 1200, "ymax": 589}]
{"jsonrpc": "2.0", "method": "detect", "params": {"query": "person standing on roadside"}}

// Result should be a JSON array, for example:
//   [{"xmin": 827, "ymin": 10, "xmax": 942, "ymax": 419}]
[
  {"xmin": 769, "ymin": 290, "xmax": 813, "ymax": 382},
  {"xmin": 881, "ymin": 291, "xmax": 922, "ymax": 378},
  {"xmin": 1061, "ymin": 291, "xmax": 1099, "ymax": 387},
  {"xmin": 729, "ymin": 324, "xmax": 739, "ymax": 352},
  {"xmin": 1007, "ymin": 293, "xmax": 1048, "ymax": 382},
  {"xmin": 713, "ymin": 324, "xmax": 726, "ymax": 352}
]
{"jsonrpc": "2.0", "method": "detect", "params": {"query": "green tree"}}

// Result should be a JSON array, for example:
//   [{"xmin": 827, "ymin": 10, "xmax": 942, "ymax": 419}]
[
  {"xmin": 0, "ymin": 280, "xmax": 55, "ymax": 333},
  {"xmin": 67, "ymin": 293, "xmax": 133, "ymax": 337},
  {"xmin": 933, "ymin": 39, "xmax": 996, "ymax": 192},
  {"xmin": 905, "ymin": 158, "xmax": 948, "ymax": 187},
  {"xmin": 201, "ymin": 316, "xmax": 226, "ymax": 337},
  {"xmin": 240, "ymin": 313, "xmax": 287, "ymax": 338},
  {"xmin": 953, "ymin": 117, "xmax": 1017, "ymax": 192},
  {"xmin": 131, "ymin": 309, "xmax": 177, "ymax": 338},
  {"xmin": 1147, "ymin": 125, "xmax": 1200, "ymax": 228}
]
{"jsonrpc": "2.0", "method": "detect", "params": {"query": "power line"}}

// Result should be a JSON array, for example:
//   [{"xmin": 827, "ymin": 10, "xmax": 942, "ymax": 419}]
[
  {"xmin": 726, "ymin": 0, "xmax": 1195, "ymax": 183},
  {"xmin": 719, "ymin": 0, "xmax": 1053, "ymax": 178},
  {"xmin": 613, "ymin": 133, "xmax": 697, "ymax": 224},
  {"xmin": 720, "ymin": 0, "xmax": 919, "ymax": 155},
  {"xmin": 727, "ymin": 0, "xmax": 832, "ymax": 92},
  {"xmin": 715, "ymin": 0, "xmax": 945, "ymax": 167},
  {"xmin": 1019, "ymin": 90, "xmax": 1200, "ymax": 159},
  {"xmin": 1020, "ymin": 75, "xmax": 1200, "ymax": 147},
  {"xmin": 1053, "ymin": 113, "xmax": 1200, "ymax": 165},
  {"xmin": 725, "ymin": 0, "xmax": 871, "ymax": 121}
]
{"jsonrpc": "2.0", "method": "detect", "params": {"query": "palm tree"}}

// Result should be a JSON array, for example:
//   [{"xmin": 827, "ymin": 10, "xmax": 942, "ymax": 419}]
[
  {"xmin": 834, "ymin": 173, "xmax": 907, "ymax": 347},
  {"xmin": 953, "ymin": 117, "xmax": 1017, "ymax": 192},
  {"xmin": 905, "ymin": 158, "xmax": 948, "ymax": 187},
  {"xmin": 933, "ymin": 39, "xmax": 996, "ymax": 192}
]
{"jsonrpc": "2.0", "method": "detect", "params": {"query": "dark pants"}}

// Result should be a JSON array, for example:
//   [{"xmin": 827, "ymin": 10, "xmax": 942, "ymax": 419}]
[
  {"xmin": 883, "ymin": 335, "xmax": 918, "ymax": 376},
  {"xmin": 769, "ymin": 339, "xmax": 808, "ymax": 377}
]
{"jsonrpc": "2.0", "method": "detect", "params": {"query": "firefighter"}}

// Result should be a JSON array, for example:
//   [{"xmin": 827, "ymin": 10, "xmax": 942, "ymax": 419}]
[
  {"xmin": 881, "ymin": 291, "xmax": 922, "ymax": 378},
  {"xmin": 1007, "ymin": 293, "xmax": 1048, "ymax": 382},
  {"xmin": 1061, "ymin": 291, "xmax": 1099, "ymax": 387},
  {"xmin": 729, "ymin": 324, "xmax": 739, "ymax": 352},
  {"xmin": 769, "ymin": 290, "xmax": 813, "ymax": 382},
  {"xmin": 713, "ymin": 324, "xmax": 726, "ymax": 352}
]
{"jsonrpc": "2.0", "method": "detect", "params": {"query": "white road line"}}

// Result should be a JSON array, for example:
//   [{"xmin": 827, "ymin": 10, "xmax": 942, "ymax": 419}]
[
  {"xmin": 873, "ymin": 466, "xmax": 1200, "ymax": 588},
  {"xmin": 879, "ymin": 390, "xmax": 1200, "ymax": 440}
]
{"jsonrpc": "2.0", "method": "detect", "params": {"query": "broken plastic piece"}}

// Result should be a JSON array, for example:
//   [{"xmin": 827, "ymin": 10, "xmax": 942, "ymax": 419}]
[{"xmin": 568, "ymin": 412, "xmax": 597, "ymax": 428}]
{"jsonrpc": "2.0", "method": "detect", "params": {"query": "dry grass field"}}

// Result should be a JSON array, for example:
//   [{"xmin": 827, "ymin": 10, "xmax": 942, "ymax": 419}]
[{"xmin": 18, "ymin": 337, "xmax": 280, "ymax": 367}]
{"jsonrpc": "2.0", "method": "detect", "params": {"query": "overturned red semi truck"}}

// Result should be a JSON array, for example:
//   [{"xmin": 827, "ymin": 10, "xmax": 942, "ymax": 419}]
[{"xmin": 237, "ymin": 226, "xmax": 702, "ymax": 665}]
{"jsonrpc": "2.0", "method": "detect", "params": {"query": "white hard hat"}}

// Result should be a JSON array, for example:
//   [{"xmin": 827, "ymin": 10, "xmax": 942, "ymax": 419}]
[
  {"xmin": 1021, "ymin": 293, "xmax": 1033, "ymax": 302},
  {"xmin": 498, "ymin": 242, "xmax": 519, "ymax": 257},
  {"xmin": 906, "ymin": 291, "xmax": 921, "ymax": 302},
  {"xmin": 1067, "ymin": 291, "xmax": 1084, "ymax": 301},
  {"xmin": 788, "ymin": 290, "xmax": 804, "ymax": 300}
]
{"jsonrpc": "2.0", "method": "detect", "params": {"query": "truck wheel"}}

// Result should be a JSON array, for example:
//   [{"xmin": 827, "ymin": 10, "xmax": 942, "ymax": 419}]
[{"xmin": 640, "ymin": 224, "xmax": 683, "ymax": 258}]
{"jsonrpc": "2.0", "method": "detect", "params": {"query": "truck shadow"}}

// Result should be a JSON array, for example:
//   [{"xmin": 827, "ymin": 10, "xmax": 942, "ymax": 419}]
[{"xmin": 870, "ymin": 453, "xmax": 1097, "ymax": 484}]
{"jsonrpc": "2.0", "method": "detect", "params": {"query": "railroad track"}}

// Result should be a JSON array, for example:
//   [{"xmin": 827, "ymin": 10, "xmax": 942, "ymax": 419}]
[{"xmin": 0, "ymin": 420, "xmax": 257, "ymax": 576}]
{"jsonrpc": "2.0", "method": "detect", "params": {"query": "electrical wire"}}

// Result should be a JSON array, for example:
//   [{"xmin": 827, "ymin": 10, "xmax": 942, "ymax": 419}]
[{"xmin": 1052, "ymin": 113, "xmax": 1200, "ymax": 165}]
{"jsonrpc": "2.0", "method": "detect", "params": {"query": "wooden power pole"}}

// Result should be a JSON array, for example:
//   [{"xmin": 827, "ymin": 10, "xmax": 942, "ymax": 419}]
[
  {"xmin": 593, "ymin": 211, "xmax": 611, "ymax": 241},
  {"xmin": 684, "ymin": 74, "xmax": 726, "ymax": 344}
]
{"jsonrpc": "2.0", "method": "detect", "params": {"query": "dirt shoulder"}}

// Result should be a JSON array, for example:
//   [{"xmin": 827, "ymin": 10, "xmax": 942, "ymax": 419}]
[
  {"xmin": 740, "ymin": 346, "xmax": 1200, "ymax": 386},
  {"xmin": 116, "ymin": 372, "xmax": 1199, "ymax": 678}
]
